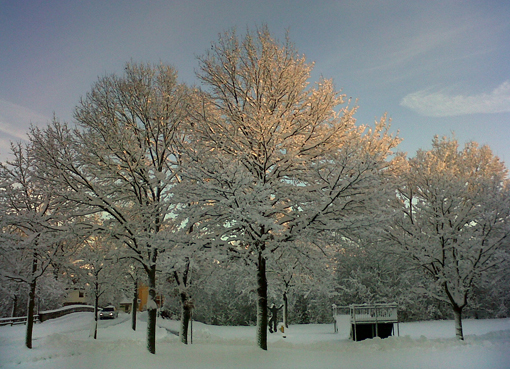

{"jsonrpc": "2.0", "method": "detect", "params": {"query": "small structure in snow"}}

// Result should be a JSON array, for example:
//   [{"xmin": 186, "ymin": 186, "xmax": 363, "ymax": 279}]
[
  {"xmin": 63, "ymin": 289, "xmax": 87, "ymax": 306},
  {"xmin": 119, "ymin": 294, "xmax": 133, "ymax": 313},
  {"xmin": 333, "ymin": 303, "xmax": 399, "ymax": 341}
]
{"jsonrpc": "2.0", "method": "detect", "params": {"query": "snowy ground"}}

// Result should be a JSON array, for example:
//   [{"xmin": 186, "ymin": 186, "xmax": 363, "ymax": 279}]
[{"xmin": 1, "ymin": 312, "xmax": 510, "ymax": 369}]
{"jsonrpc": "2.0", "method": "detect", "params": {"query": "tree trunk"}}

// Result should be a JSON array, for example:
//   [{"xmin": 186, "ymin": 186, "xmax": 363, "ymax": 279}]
[
  {"xmin": 283, "ymin": 291, "xmax": 288, "ymax": 328},
  {"xmin": 179, "ymin": 291, "xmax": 192, "ymax": 344},
  {"xmin": 11, "ymin": 295, "xmax": 18, "ymax": 318},
  {"xmin": 256, "ymin": 251, "xmax": 268, "ymax": 350},
  {"xmin": 93, "ymin": 288, "xmax": 99, "ymax": 340},
  {"xmin": 453, "ymin": 305, "xmax": 464, "ymax": 340},
  {"xmin": 132, "ymin": 279, "xmax": 138, "ymax": 331},
  {"xmin": 25, "ymin": 255, "xmax": 38, "ymax": 349},
  {"xmin": 25, "ymin": 278, "xmax": 37, "ymax": 349},
  {"xmin": 147, "ymin": 265, "xmax": 157, "ymax": 354}
]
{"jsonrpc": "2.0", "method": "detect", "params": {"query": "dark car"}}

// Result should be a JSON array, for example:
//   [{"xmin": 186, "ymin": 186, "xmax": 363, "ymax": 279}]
[{"xmin": 99, "ymin": 305, "xmax": 118, "ymax": 319}]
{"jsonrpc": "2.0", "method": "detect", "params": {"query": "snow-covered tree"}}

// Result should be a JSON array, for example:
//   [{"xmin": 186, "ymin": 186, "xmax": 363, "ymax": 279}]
[
  {"xmin": 0, "ymin": 264, "xmax": 67, "ymax": 319},
  {"xmin": 72, "ymin": 236, "xmax": 124, "ymax": 339},
  {"xmin": 180, "ymin": 26, "xmax": 401, "ymax": 350},
  {"xmin": 330, "ymin": 236, "xmax": 430, "ymax": 321},
  {"xmin": 172, "ymin": 257, "xmax": 257, "ymax": 326},
  {"xmin": 467, "ymin": 263, "xmax": 510, "ymax": 319},
  {"xmin": 160, "ymin": 253, "xmax": 195, "ymax": 344},
  {"xmin": 29, "ymin": 62, "xmax": 189, "ymax": 354},
  {"xmin": 0, "ymin": 279, "xmax": 25, "ymax": 318},
  {"xmin": 121, "ymin": 263, "xmax": 145, "ymax": 332},
  {"xmin": 385, "ymin": 136, "xmax": 510, "ymax": 339},
  {"xmin": 268, "ymin": 240, "xmax": 334, "ymax": 328},
  {"xmin": 0, "ymin": 142, "xmax": 72, "ymax": 348}
]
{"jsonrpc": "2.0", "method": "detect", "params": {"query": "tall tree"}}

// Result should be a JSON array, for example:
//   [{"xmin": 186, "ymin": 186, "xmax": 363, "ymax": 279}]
[
  {"xmin": 29, "ymin": 62, "xmax": 189, "ymax": 354},
  {"xmin": 122, "ymin": 263, "xmax": 144, "ymax": 332},
  {"xmin": 0, "ymin": 142, "xmax": 71, "ymax": 348},
  {"xmin": 385, "ymin": 136, "xmax": 510, "ymax": 339},
  {"xmin": 72, "ymin": 236, "xmax": 123, "ymax": 339},
  {"xmin": 181, "ymin": 26, "xmax": 401, "ymax": 350}
]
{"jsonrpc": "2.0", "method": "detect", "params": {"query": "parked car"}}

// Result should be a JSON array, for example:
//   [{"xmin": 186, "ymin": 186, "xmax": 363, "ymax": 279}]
[{"xmin": 99, "ymin": 305, "xmax": 118, "ymax": 319}]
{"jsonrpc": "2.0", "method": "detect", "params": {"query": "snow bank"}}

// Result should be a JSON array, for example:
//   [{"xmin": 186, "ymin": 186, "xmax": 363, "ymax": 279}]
[{"xmin": 1, "ymin": 314, "xmax": 509, "ymax": 369}]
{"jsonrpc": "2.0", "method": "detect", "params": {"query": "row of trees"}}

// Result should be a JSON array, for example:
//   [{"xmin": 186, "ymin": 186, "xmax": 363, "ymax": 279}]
[{"xmin": 1, "ymin": 26, "xmax": 509, "ymax": 353}]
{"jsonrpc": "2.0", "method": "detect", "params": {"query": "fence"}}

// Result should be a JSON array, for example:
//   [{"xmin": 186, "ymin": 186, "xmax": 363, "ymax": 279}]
[
  {"xmin": 0, "ymin": 316, "xmax": 39, "ymax": 326},
  {"xmin": 0, "ymin": 305, "xmax": 94, "ymax": 326}
]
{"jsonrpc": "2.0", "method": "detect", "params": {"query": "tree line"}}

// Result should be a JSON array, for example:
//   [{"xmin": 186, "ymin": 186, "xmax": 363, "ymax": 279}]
[{"xmin": 1, "ymin": 26, "xmax": 509, "ymax": 353}]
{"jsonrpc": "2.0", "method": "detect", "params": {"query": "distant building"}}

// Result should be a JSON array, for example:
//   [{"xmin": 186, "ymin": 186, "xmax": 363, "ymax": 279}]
[
  {"xmin": 63, "ymin": 289, "xmax": 87, "ymax": 306},
  {"xmin": 63, "ymin": 284, "xmax": 163, "ymax": 312},
  {"xmin": 119, "ymin": 294, "xmax": 133, "ymax": 313}
]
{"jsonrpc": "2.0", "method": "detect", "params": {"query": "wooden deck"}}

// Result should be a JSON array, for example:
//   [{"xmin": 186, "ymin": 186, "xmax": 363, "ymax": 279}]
[{"xmin": 333, "ymin": 303, "xmax": 399, "ymax": 341}]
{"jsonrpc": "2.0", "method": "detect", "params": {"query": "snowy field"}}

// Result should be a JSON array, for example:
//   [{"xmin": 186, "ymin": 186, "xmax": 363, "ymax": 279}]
[{"xmin": 1, "ymin": 312, "xmax": 510, "ymax": 369}]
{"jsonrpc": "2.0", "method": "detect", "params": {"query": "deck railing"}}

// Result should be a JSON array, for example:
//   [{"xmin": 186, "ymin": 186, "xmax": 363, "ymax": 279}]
[
  {"xmin": 350, "ymin": 303, "xmax": 398, "ymax": 324},
  {"xmin": 332, "ymin": 303, "xmax": 399, "ymax": 340}
]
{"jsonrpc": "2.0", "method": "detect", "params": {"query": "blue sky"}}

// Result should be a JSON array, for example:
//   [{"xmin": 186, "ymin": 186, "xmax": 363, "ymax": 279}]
[{"xmin": 1, "ymin": 0, "xmax": 509, "ymax": 164}]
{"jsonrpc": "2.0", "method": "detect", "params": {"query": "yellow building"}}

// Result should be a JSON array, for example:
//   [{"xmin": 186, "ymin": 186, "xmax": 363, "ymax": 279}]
[{"xmin": 136, "ymin": 284, "xmax": 163, "ymax": 311}]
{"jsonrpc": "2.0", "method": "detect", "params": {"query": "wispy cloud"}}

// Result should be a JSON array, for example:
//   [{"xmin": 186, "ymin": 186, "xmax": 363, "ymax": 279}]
[
  {"xmin": 369, "ymin": 23, "xmax": 471, "ymax": 73},
  {"xmin": 0, "ymin": 99, "xmax": 49, "ymax": 139},
  {"xmin": 400, "ymin": 81, "xmax": 510, "ymax": 117},
  {"xmin": 0, "ymin": 99, "xmax": 50, "ymax": 161}
]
